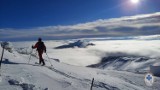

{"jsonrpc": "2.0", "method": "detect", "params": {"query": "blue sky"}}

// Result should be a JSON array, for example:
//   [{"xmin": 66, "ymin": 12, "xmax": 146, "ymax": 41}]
[
  {"xmin": 0, "ymin": 0, "xmax": 160, "ymax": 41},
  {"xmin": 1, "ymin": 0, "xmax": 160, "ymax": 28}
]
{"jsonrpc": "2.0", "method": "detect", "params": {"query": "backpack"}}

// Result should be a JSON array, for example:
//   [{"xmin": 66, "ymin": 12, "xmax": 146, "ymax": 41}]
[{"xmin": 37, "ymin": 42, "xmax": 45, "ymax": 51}]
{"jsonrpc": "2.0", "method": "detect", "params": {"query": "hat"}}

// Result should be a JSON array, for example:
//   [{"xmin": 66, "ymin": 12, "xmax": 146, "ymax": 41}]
[{"xmin": 38, "ymin": 38, "xmax": 42, "ymax": 41}]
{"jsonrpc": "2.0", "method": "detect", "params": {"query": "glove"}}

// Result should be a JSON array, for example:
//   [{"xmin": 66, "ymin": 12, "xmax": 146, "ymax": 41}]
[
  {"xmin": 44, "ymin": 49, "xmax": 46, "ymax": 53},
  {"xmin": 32, "ymin": 45, "xmax": 34, "ymax": 49}
]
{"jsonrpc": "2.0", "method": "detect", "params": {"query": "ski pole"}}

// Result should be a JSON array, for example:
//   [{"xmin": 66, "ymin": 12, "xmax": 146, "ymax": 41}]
[
  {"xmin": 34, "ymin": 51, "xmax": 38, "ymax": 59},
  {"xmin": 90, "ymin": 78, "xmax": 94, "ymax": 90},
  {"xmin": 46, "ymin": 52, "xmax": 53, "ymax": 66},
  {"xmin": 28, "ymin": 48, "xmax": 33, "ymax": 64}
]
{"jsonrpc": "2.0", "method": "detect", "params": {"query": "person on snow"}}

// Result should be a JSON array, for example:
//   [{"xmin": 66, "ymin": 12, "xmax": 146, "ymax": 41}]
[{"xmin": 32, "ymin": 38, "xmax": 46, "ymax": 66}]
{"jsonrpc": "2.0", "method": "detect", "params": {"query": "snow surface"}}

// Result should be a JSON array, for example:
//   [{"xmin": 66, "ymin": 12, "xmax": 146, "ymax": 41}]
[{"xmin": 0, "ymin": 39, "xmax": 160, "ymax": 90}]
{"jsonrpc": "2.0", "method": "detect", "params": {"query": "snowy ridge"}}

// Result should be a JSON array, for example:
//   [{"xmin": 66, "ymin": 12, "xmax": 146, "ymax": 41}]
[
  {"xmin": 87, "ymin": 55, "xmax": 158, "ymax": 73},
  {"xmin": 0, "ymin": 40, "xmax": 160, "ymax": 90},
  {"xmin": 54, "ymin": 40, "xmax": 95, "ymax": 49}
]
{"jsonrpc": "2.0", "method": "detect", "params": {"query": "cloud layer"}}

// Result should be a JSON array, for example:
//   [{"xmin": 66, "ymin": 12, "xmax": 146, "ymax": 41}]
[{"xmin": 0, "ymin": 12, "xmax": 160, "ymax": 41}]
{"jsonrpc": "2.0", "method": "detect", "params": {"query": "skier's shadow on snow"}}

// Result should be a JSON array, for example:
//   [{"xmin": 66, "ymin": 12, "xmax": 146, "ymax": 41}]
[
  {"xmin": 2, "ymin": 59, "xmax": 19, "ymax": 65},
  {"xmin": 1, "ymin": 59, "xmax": 41, "ymax": 66}
]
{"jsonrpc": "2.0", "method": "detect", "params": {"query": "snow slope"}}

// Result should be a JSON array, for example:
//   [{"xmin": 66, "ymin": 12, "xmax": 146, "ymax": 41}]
[{"xmin": 0, "ymin": 39, "xmax": 160, "ymax": 90}]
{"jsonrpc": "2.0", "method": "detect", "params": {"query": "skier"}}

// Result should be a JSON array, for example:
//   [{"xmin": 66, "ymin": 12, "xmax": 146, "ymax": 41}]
[{"xmin": 32, "ymin": 38, "xmax": 46, "ymax": 66}]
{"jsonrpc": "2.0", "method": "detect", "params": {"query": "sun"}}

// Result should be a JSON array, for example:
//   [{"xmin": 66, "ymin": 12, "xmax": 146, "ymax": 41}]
[{"xmin": 130, "ymin": 0, "xmax": 140, "ymax": 4}]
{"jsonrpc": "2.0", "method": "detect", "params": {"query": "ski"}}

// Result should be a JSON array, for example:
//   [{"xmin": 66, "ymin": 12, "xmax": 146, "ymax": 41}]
[{"xmin": 33, "ymin": 62, "xmax": 53, "ymax": 68}]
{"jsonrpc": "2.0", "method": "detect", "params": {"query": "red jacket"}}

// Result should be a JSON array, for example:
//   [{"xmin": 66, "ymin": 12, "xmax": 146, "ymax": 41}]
[{"xmin": 32, "ymin": 41, "xmax": 46, "ymax": 52}]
